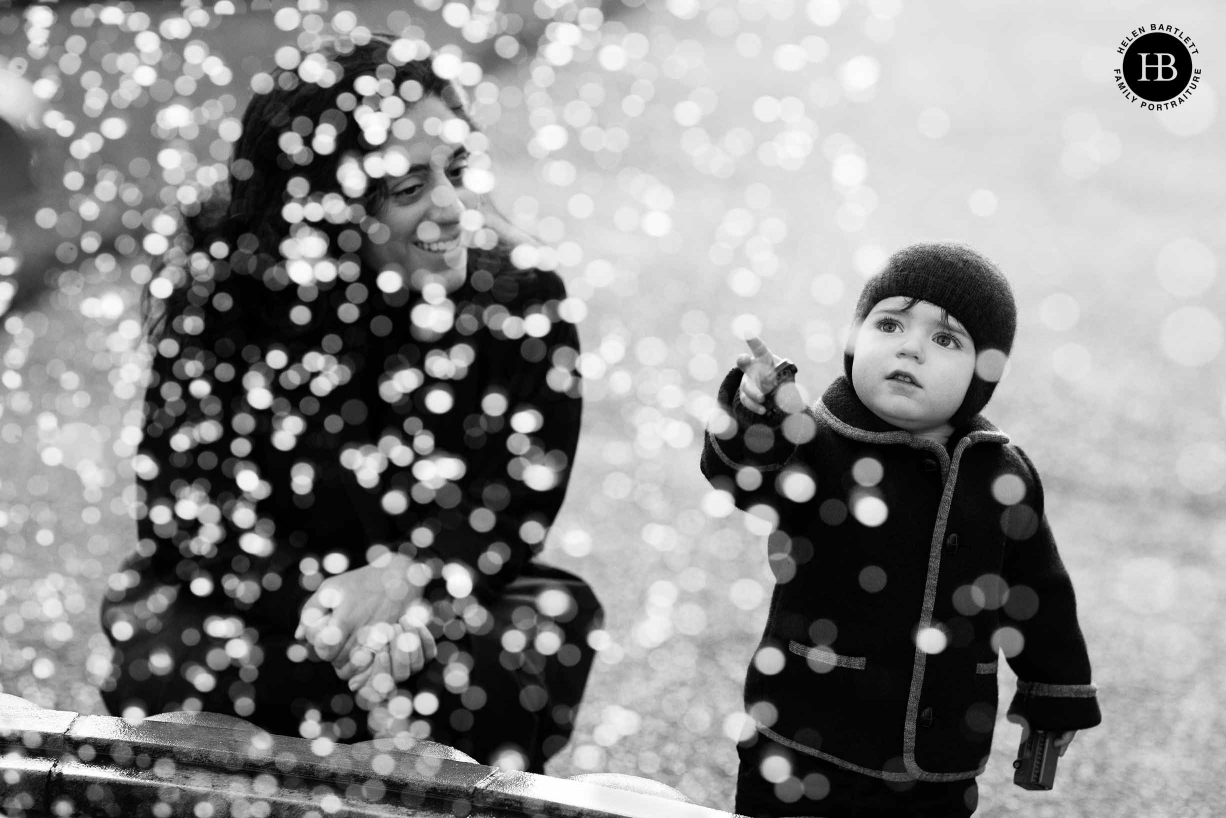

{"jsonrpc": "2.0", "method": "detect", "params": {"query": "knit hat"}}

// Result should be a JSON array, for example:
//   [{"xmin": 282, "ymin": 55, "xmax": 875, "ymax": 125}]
[{"xmin": 843, "ymin": 242, "xmax": 1016, "ymax": 427}]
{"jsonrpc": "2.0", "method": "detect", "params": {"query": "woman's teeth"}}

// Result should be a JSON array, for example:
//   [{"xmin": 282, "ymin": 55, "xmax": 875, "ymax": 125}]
[{"xmin": 414, "ymin": 238, "xmax": 461, "ymax": 253}]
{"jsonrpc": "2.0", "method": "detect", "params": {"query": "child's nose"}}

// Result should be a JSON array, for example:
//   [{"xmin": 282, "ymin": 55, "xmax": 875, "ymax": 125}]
[{"xmin": 897, "ymin": 335, "xmax": 925, "ymax": 361}]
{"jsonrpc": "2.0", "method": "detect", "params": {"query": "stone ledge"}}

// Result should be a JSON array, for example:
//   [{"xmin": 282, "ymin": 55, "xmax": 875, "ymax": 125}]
[{"xmin": 2, "ymin": 694, "xmax": 742, "ymax": 818}]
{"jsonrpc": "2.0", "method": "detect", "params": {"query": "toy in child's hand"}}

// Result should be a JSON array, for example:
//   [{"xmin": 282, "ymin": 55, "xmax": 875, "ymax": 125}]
[{"xmin": 1013, "ymin": 728, "xmax": 1060, "ymax": 790}]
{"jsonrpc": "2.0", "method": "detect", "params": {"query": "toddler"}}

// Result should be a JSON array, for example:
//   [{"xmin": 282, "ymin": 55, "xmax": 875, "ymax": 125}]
[{"xmin": 701, "ymin": 242, "xmax": 1101, "ymax": 817}]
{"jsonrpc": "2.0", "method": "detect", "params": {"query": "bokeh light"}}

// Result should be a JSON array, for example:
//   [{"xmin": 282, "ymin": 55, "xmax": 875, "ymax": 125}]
[
  {"xmin": 1038, "ymin": 292, "xmax": 1080, "ymax": 332},
  {"xmin": 968, "ymin": 188, "xmax": 997, "ymax": 218},
  {"xmin": 1175, "ymin": 441, "xmax": 1226, "ymax": 496},
  {"xmin": 1160, "ymin": 306, "xmax": 1224, "ymax": 367},
  {"xmin": 1158, "ymin": 81, "xmax": 1217, "ymax": 137},
  {"xmin": 1155, "ymin": 237, "xmax": 1216, "ymax": 298},
  {"xmin": 1051, "ymin": 342, "xmax": 1092, "ymax": 382},
  {"xmin": 0, "ymin": 2, "xmax": 1222, "ymax": 812}
]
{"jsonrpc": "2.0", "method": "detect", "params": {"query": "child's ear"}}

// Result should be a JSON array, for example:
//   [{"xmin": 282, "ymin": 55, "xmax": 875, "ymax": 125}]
[{"xmin": 842, "ymin": 320, "xmax": 861, "ymax": 356}]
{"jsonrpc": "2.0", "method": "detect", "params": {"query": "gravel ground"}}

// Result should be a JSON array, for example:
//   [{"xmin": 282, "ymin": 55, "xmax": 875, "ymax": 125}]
[{"xmin": 2, "ymin": 1, "xmax": 1224, "ymax": 815}]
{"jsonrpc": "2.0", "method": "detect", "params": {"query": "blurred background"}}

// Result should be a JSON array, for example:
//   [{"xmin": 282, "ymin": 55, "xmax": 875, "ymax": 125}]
[{"xmin": 1, "ymin": 0, "xmax": 1223, "ymax": 815}]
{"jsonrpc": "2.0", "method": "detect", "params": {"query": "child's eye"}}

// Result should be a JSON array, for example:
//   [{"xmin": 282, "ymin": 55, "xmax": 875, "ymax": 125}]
[
  {"xmin": 934, "ymin": 333, "xmax": 962, "ymax": 349},
  {"xmin": 876, "ymin": 318, "xmax": 901, "ymax": 332}
]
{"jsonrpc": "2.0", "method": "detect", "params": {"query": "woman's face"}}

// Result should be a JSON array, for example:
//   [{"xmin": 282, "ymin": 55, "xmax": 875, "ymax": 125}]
[{"xmin": 361, "ymin": 94, "xmax": 477, "ymax": 292}]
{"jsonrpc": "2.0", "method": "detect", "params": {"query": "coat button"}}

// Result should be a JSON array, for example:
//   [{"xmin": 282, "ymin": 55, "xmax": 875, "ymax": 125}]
[
  {"xmin": 943, "ymin": 533, "xmax": 959, "ymax": 554},
  {"xmin": 920, "ymin": 458, "xmax": 939, "ymax": 472},
  {"xmin": 919, "ymin": 707, "xmax": 934, "ymax": 728}
]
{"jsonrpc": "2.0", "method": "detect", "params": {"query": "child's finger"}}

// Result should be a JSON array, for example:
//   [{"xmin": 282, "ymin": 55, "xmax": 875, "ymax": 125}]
[
  {"xmin": 735, "ymin": 353, "xmax": 753, "ymax": 371},
  {"xmin": 745, "ymin": 336, "xmax": 772, "ymax": 361},
  {"xmin": 391, "ymin": 629, "xmax": 422, "ymax": 680},
  {"xmin": 335, "ymin": 645, "xmax": 375, "ymax": 681},
  {"xmin": 371, "ymin": 654, "xmax": 396, "ymax": 696},
  {"xmin": 338, "ymin": 619, "xmax": 393, "ymax": 665},
  {"xmin": 311, "ymin": 622, "xmax": 347, "ymax": 662},
  {"xmin": 358, "ymin": 653, "xmax": 396, "ymax": 701},
  {"xmin": 296, "ymin": 600, "xmax": 332, "ymax": 644},
  {"xmin": 348, "ymin": 654, "xmax": 380, "ymax": 691},
  {"xmin": 740, "ymin": 372, "xmax": 764, "ymax": 399},
  {"xmin": 418, "ymin": 625, "xmax": 438, "ymax": 663},
  {"xmin": 740, "ymin": 375, "xmax": 766, "ymax": 406},
  {"xmin": 739, "ymin": 390, "xmax": 766, "ymax": 415}
]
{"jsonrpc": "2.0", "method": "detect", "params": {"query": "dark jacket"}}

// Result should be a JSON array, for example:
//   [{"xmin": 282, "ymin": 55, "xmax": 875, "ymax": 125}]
[
  {"xmin": 701, "ymin": 368, "xmax": 1101, "ymax": 782},
  {"xmin": 101, "ymin": 255, "xmax": 592, "ymax": 759}
]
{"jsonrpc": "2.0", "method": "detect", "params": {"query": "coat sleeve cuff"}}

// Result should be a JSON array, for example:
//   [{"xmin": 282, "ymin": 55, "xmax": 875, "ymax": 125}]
[
  {"xmin": 707, "ymin": 368, "xmax": 797, "ymax": 471},
  {"xmin": 717, "ymin": 366, "xmax": 790, "ymax": 429},
  {"xmin": 1007, "ymin": 679, "xmax": 1103, "ymax": 731}
]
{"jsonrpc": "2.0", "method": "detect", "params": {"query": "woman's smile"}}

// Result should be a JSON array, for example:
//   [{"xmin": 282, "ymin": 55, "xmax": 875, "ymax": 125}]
[
  {"xmin": 412, "ymin": 235, "xmax": 462, "ymax": 254},
  {"xmin": 362, "ymin": 95, "xmax": 477, "ymax": 285}
]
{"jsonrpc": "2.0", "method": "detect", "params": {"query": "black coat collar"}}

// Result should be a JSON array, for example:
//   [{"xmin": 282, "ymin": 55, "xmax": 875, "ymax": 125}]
[{"xmin": 816, "ymin": 376, "xmax": 1008, "ymax": 453}]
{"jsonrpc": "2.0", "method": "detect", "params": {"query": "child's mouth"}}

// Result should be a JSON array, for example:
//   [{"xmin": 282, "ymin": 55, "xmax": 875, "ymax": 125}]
[{"xmin": 886, "ymin": 371, "xmax": 921, "ymax": 387}]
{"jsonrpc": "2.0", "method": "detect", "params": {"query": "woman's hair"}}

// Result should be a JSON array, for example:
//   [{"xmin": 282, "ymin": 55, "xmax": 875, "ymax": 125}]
[{"xmin": 144, "ymin": 32, "xmax": 516, "ymax": 349}]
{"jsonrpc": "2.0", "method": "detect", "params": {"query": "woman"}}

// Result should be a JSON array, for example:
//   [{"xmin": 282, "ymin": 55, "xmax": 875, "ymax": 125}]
[{"xmin": 100, "ymin": 32, "xmax": 600, "ymax": 772}]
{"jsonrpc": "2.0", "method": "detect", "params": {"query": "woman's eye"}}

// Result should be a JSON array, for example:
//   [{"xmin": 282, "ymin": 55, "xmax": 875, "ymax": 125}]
[
  {"xmin": 446, "ymin": 161, "xmax": 468, "ymax": 178},
  {"xmin": 393, "ymin": 184, "xmax": 422, "ymax": 198}
]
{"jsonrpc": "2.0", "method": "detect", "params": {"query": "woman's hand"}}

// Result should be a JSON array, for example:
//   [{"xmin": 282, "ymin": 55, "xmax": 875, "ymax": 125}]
[
  {"xmin": 390, "ymin": 604, "xmax": 438, "ymax": 682},
  {"xmin": 295, "ymin": 553, "xmax": 421, "ymax": 664},
  {"xmin": 335, "ymin": 604, "xmax": 438, "ymax": 696}
]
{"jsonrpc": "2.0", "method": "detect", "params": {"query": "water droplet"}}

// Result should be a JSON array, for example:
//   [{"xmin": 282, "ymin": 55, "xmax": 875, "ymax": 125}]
[
  {"xmin": 976, "ymin": 348, "xmax": 1010, "ymax": 383},
  {"xmin": 858, "ymin": 565, "xmax": 887, "ymax": 593},
  {"xmin": 1039, "ymin": 293, "xmax": 1081, "ymax": 331},
  {"xmin": 753, "ymin": 645, "xmax": 786, "ymax": 674},
  {"xmin": 917, "ymin": 107, "xmax": 950, "ymax": 139},
  {"xmin": 852, "ymin": 457, "xmax": 883, "ymax": 487},
  {"xmin": 991, "ymin": 473, "xmax": 1026, "ymax": 505},
  {"xmin": 1051, "ymin": 343, "xmax": 1092, "ymax": 382},
  {"xmin": 1158, "ymin": 80, "xmax": 1217, "ymax": 137},
  {"xmin": 968, "ymin": 189, "xmax": 998, "ymax": 217},
  {"xmin": 806, "ymin": 0, "xmax": 843, "ymax": 27},
  {"xmin": 990, "ymin": 627, "xmax": 1023, "ymax": 658},
  {"xmin": 729, "ymin": 578, "xmax": 765, "ymax": 611},
  {"xmin": 1156, "ymin": 237, "xmax": 1216, "ymax": 298},
  {"xmin": 760, "ymin": 751, "xmax": 792, "ymax": 783},
  {"xmin": 1175, "ymin": 441, "xmax": 1226, "ymax": 496},
  {"xmin": 1160, "ymin": 306, "xmax": 1224, "ymax": 367},
  {"xmin": 915, "ymin": 627, "xmax": 947, "ymax": 655},
  {"xmin": 851, "ymin": 493, "xmax": 888, "ymax": 527},
  {"xmin": 1116, "ymin": 557, "xmax": 1178, "ymax": 615}
]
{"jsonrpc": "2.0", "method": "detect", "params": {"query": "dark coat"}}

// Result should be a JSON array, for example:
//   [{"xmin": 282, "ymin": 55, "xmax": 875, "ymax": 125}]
[
  {"xmin": 101, "ymin": 256, "xmax": 598, "ymax": 767},
  {"xmin": 701, "ymin": 369, "xmax": 1101, "ymax": 782}
]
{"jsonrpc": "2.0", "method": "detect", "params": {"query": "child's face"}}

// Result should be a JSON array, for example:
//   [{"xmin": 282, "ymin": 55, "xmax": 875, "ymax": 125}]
[{"xmin": 850, "ymin": 297, "xmax": 977, "ymax": 436}]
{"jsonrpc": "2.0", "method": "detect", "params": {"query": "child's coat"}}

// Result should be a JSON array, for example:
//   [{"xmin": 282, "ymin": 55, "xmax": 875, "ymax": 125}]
[{"xmin": 702, "ymin": 369, "xmax": 1101, "ymax": 782}]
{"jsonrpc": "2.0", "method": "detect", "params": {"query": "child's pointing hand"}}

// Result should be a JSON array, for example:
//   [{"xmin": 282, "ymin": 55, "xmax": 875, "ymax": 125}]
[{"xmin": 736, "ymin": 337, "xmax": 789, "ymax": 415}]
